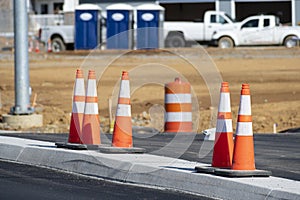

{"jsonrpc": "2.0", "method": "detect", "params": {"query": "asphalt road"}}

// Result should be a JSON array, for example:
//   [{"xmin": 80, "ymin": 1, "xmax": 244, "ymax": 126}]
[{"xmin": 0, "ymin": 159, "xmax": 211, "ymax": 200}]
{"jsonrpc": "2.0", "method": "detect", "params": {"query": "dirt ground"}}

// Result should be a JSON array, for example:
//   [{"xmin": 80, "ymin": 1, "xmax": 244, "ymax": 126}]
[{"xmin": 0, "ymin": 47, "xmax": 299, "ymax": 133}]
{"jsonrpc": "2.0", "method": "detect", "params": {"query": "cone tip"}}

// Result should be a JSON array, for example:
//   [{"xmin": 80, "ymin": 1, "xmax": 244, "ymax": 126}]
[
  {"xmin": 222, "ymin": 82, "xmax": 229, "ymax": 87},
  {"xmin": 76, "ymin": 69, "xmax": 84, "ymax": 78},
  {"xmin": 88, "ymin": 70, "xmax": 96, "ymax": 79},
  {"xmin": 122, "ymin": 71, "xmax": 129, "ymax": 80},
  {"xmin": 220, "ymin": 82, "xmax": 230, "ymax": 92},
  {"xmin": 242, "ymin": 83, "xmax": 250, "ymax": 89},
  {"xmin": 241, "ymin": 83, "xmax": 250, "ymax": 95}
]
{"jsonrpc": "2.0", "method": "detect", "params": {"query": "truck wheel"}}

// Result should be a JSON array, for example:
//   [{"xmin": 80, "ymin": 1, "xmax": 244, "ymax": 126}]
[
  {"xmin": 284, "ymin": 36, "xmax": 298, "ymax": 48},
  {"xmin": 218, "ymin": 37, "xmax": 234, "ymax": 49},
  {"xmin": 165, "ymin": 34, "xmax": 186, "ymax": 48},
  {"xmin": 52, "ymin": 37, "xmax": 66, "ymax": 52}
]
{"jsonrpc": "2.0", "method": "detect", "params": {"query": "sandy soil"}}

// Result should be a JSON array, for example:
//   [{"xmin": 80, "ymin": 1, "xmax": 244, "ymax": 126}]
[{"xmin": 0, "ymin": 47, "xmax": 299, "ymax": 133}]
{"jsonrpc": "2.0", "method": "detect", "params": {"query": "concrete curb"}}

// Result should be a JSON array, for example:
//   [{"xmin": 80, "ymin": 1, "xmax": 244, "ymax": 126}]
[{"xmin": 0, "ymin": 136, "xmax": 299, "ymax": 200}]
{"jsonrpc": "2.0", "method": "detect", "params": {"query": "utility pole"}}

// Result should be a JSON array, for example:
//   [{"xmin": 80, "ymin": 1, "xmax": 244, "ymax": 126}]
[
  {"xmin": 11, "ymin": 0, "xmax": 33, "ymax": 114},
  {"xmin": 1, "ymin": 0, "xmax": 42, "ymax": 129}
]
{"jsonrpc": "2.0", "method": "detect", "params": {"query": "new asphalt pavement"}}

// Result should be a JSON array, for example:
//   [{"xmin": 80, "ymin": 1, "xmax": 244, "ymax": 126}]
[{"xmin": 0, "ymin": 159, "xmax": 211, "ymax": 200}]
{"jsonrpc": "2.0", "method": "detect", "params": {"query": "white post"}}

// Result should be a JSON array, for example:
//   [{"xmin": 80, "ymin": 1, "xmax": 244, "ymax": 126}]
[
  {"xmin": 231, "ymin": 0, "xmax": 236, "ymax": 20},
  {"xmin": 273, "ymin": 123, "xmax": 277, "ymax": 134},
  {"xmin": 215, "ymin": 0, "xmax": 220, "ymax": 12},
  {"xmin": 292, "ymin": 0, "xmax": 296, "ymax": 26}
]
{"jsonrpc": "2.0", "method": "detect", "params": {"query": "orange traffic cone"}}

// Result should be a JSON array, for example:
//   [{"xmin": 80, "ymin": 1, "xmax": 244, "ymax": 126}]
[
  {"xmin": 196, "ymin": 83, "xmax": 270, "ymax": 177},
  {"xmin": 232, "ymin": 83, "xmax": 255, "ymax": 170},
  {"xmin": 81, "ymin": 70, "xmax": 101, "ymax": 145},
  {"xmin": 47, "ymin": 39, "xmax": 52, "ymax": 52},
  {"xmin": 35, "ymin": 40, "xmax": 40, "ymax": 53},
  {"xmin": 212, "ymin": 82, "xmax": 234, "ymax": 168},
  {"xmin": 112, "ymin": 71, "xmax": 133, "ymax": 148},
  {"xmin": 68, "ymin": 69, "xmax": 85, "ymax": 144}
]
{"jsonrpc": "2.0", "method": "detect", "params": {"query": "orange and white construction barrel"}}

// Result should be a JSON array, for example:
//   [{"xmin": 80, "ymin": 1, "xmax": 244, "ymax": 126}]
[{"xmin": 164, "ymin": 77, "xmax": 192, "ymax": 133}]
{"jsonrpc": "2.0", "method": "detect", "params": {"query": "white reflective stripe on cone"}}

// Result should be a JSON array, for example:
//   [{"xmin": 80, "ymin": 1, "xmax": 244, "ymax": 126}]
[
  {"xmin": 166, "ymin": 112, "xmax": 192, "ymax": 122},
  {"xmin": 84, "ymin": 103, "xmax": 99, "ymax": 115},
  {"xmin": 236, "ymin": 122, "xmax": 253, "ymax": 136},
  {"xmin": 74, "ymin": 79, "xmax": 85, "ymax": 96},
  {"xmin": 218, "ymin": 93, "xmax": 231, "ymax": 112},
  {"xmin": 86, "ymin": 80, "xmax": 97, "ymax": 97},
  {"xmin": 73, "ymin": 102, "xmax": 85, "ymax": 113},
  {"xmin": 119, "ymin": 80, "xmax": 130, "ymax": 98},
  {"xmin": 165, "ymin": 94, "xmax": 191, "ymax": 104},
  {"xmin": 238, "ymin": 95, "xmax": 251, "ymax": 115},
  {"xmin": 116, "ymin": 104, "xmax": 131, "ymax": 117},
  {"xmin": 216, "ymin": 119, "xmax": 233, "ymax": 133}
]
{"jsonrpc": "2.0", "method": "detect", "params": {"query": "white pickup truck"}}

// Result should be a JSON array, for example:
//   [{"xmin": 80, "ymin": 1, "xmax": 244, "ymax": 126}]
[
  {"xmin": 212, "ymin": 15, "xmax": 300, "ymax": 48},
  {"xmin": 164, "ymin": 10, "xmax": 235, "ymax": 47},
  {"xmin": 38, "ymin": 10, "xmax": 235, "ymax": 52},
  {"xmin": 38, "ymin": 25, "xmax": 74, "ymax": 51}
]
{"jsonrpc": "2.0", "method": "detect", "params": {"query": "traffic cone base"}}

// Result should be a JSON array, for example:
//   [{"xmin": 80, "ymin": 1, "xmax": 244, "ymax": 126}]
[{"xmin": 213, "ymin": 168, "xmax": 271, "ymax": 177}]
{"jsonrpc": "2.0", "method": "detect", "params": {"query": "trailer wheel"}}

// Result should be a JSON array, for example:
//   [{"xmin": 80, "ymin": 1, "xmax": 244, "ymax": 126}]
[
  {"xmin": 52, "ymin": 37, "xmax": 66, "ymax": 52},
  {"xmin": 218, "ymin": 37, "xmax": 234, "ymax": 49},
  {"xmin": 165, "ymin": 33, "xmax": 186, "ymax": 48},
  {"xmin": 284, "ymin": 35, "xmax": 298, "ymax": 48}
]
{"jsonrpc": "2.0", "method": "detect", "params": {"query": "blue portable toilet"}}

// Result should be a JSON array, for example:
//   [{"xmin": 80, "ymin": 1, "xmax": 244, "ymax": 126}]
[
  {"xmin": 136, "ymin": 4, "xmax": 164, "ymax": 49},
  {"xmin": 106, "ymin": 3, "xmax": 134, "ymax": 49},
  {"xmin": 75, "ymin": 4, "xmax": 101, "ymax": 50}
]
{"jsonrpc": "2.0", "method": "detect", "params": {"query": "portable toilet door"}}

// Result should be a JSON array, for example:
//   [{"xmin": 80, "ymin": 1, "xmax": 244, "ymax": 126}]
[
  {"xmin": 106, "ymin": 4, "xmax": 134, "ymax": 49},
  {"xmin": 75, "ymin": 4, "xmax": 101, "ymax": 50},
  {"xmin": 136, "ymin": 4, "xmax": 165, "ymax": 49}
]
